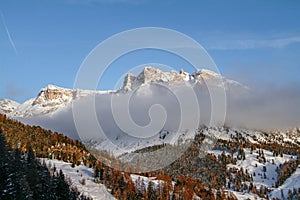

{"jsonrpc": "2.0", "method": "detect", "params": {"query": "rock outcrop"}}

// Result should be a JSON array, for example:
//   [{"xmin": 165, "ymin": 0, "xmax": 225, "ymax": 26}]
[
  {"xmin": 33, "ymin": 85, "xmax": 75, "ymax": 107},
  {"xmin": 1, "ymin": 66, "xmax": 247, "ymax": 118},
  {"xmin": 121, "ymin": 67, "xmax": 226, "ymax": 91}
]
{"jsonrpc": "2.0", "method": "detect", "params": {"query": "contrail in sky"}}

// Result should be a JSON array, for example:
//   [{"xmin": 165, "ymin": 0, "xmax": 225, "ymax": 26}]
[{"xmin": 0, "ymin": 10, "xmax": 18, "ymax": 55}]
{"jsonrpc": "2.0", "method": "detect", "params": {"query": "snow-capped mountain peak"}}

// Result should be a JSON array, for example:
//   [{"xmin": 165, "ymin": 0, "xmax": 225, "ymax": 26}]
[
  {"xmin": 32, "ymin": 84, "xmax": 75, "ymax": 107},
  {"xmin": 0, "ymin": 84, "xmax": 76, "ymax": 118},
  {"xmin": 122, "ymin": 67, "xmax": 201, "ymax": 91},
  {"xmin": 2, "ymin": 84, "xmax": 114, "ymax": 118},
  {"xmin": 121, "ymin": 66, "xmax": 246, "ymax": 92},
  {"xmin": 191, "ymin": 68, "xmax": 220, "ymax": 80},
  {"xmin": 0, "ymin": 67, "xmax": 248, "ymax": 118},
  {"xmin": 9, "ymin": 84, "xmax": 76, "ymax": 118}
]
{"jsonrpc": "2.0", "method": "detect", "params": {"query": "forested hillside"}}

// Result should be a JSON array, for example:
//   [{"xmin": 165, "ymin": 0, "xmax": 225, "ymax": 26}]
[
  {"xmin": 0, "ymin": 132, "xmax": 90, "ymax": 199},
  {"xmin": 1, "ymin": 113, "xmax": 299, "ymax": 199},
  {"xmin": 0, "ymin": 114, "xmax": 228, "ymax": 199}
]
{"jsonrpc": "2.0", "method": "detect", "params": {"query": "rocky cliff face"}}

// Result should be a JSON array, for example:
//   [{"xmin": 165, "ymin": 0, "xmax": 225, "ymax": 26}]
[
  {"xmin": 3, "ymin": 85, "xmax": 114, "ymax": 117},
  {"xmin": 32, "ymin": 85, "xmax": 75, "ymax": 107},
  {"xmin": 0, "ymin": 67, "xmax": 248, "ymax": 118},
  {"xmin": 5, "ymin": 85, "xmax": 77, "ymax": 117},
  {"xmin": 121, "ymin": 67, "xmax": 236, "ymax": 91},
  {"xmin": 123, "ymin": 73, "xmax": 137, "ymax": 92},
  {"xmin": 122, "ymin": 67, "xmax": 191, "ymax": 91}
]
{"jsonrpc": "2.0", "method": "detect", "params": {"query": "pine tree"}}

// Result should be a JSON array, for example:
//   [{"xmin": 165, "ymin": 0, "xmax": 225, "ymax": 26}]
[{"xmin": 147, "ymin": 181, "xmax": 157, "ymax": 200}]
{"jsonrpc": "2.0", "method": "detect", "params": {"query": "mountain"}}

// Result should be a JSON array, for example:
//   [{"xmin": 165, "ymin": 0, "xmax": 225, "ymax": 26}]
[
  {"xmin": 121, "ymin": 66, "xmax": 247, "ymax": 92},
  {"xmin": 0, "ymin": 99, "xmax": 20, "ymax": 114},
  {"xmin": 114, "ymin": 126, "xmax": 300, "ymax": 199},
  {"xmin": 1, "ymin": 65, "xmax": 300, "ymax": 199},
  {"xmin": 1, "ymin": 102, "xmax": 299, "ymax": 200},
  {"xmin": 122, "ymin": 67, "xmax": 190, "ymax": 92},
  {"xmin": 0, "ymin": 66, "xmax": 252, "ymax": 156},
  {"xmin": 0, "ymin": 67, "xmax": 247, "ymax": 118},
  {"xmin": 2, "ymin": 84, "xmax": 112, "ymax": 118},
  {"xmin": 87, "ymin": 125, "xmax": 300, "ymax": 163},
  {"xmin": 10, "ymin": 85, "xmax": 75, "ymax": 117}
]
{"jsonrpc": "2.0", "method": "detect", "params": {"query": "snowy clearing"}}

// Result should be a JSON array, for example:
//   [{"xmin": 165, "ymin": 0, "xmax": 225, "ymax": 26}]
[{"xmin": 40, "ymin": 158, "xmax": 115, "ymax": 200}]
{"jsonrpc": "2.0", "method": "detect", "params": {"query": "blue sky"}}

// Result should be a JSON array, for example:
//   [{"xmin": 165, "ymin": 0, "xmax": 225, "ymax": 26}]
[{"xmin": 1, "ymin": 0, "xmax": 300, "ymax": 102}]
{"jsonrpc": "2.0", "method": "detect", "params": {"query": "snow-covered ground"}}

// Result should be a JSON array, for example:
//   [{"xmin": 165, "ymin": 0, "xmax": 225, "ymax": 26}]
[
  {"xmin": 39, "ymin": 149, "xmax": 298, "ymax": 200},
  {"xmin": 231, "ymin": 191, "xmax": 257, "ymax": 200},
  {"xmin": 40, "ymin": 159, "xmax": 115, "ymax": 200},
  {"xmin": 39, "ymin": 159, "xmax": 176, "ymax": 199},
  {"xmin": 228, "ymin": 148, "xmax": 295, "ymax": 188},
  {"xmin": 208, "ymin": 148, "xmax": 298, "ymax": 199},
  {"xmin": 130, "ymin": 174, "xmax": 173, "ymax": 189},
  {"xmin": 270, "ymin": 165, "xmax": 300, "ymax": 199},
  {"xmin": 0, "ymin": 99, "xmax": 20, "ymax": 114}
]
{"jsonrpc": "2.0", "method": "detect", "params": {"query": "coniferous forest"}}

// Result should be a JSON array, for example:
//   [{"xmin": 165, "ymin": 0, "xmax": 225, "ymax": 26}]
[{"xmin": 1, "ymin": 113, "xmax": 300, "ymax": 200}]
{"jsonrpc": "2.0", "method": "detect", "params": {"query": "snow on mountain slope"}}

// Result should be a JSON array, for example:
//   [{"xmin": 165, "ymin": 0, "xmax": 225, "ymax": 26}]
[
  {"xmin": 201, "ymin": 126, "xmax": 300, "ymax": 147},
  {"xmin": 91, "ymin": 126, "xmax": 299, "ymax": 172},
  {"xmin": 9, "ymin": 85, "xmax": 74, "ymax": 117},
  {"xmin": 33, "ymin": 84, "xmax": 74, "ymax": 106},
  {"xmin": 86, "ymin": 129, "xmax": 196, "ymax": 157},
  {"xmin": 40, "ymin": 158, "xmax": 115, "ymax": 200},
  {"xmin": 130, "ymin": 174, "xmax": 175, "ymax": 189},
  {"xmin": 207, "ymin": 148, "xmax": 298, "ymax": 200},
  {"xmin": 7, "ymin": 85, "xmax": 114, "ymax": 118},
  {"xmin": 122, "ymin": 67, "xmax": 190, "ymax": 92},
  {"xmin": 230, "ymin": 191, "xmax": 257, "ymax": 200},
  {"xmin": 228, "ymin": 149, "xmax": 295, "ymax": 188},
  {"xmin": 270, "ymin": 165, "xmax": 300, "ymax": 199},
  {"xmin": 0, "ymin": 99, "xmax": 20, "ymax": 114},
  {"xmin": 2, "ymin": 67, "xmax": 248, "ymax": 118},
  {"xmin": 121, "ymin": 67, "xmax": 247, "ymax": 93}
]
